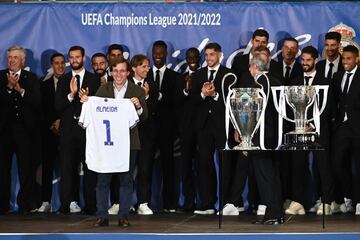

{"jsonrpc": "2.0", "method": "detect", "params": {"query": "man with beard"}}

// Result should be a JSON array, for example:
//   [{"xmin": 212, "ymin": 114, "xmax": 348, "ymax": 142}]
[
  {"xmin": 55, "ymin": 45, "xmax": 100, "ymax": 214},
  {"xmin": 92, "ymin": 53, "xmax": 109, "ymax": 86},
  {"xmin": 232, "ymin": 29, "xmax": 281, "ymax": 83},
  {"xmin": 106, "ymin": 44, "xmax": 124, "ymax": 79},
  {"xmin": 316, "ymin": 32, "xmax": 344, "ymax": 81},
  {"xmin": 190, "ymin": 43, "xmax": 233, "ymax": 215},
  {"xmin": 38, "ymin": 53, "xmax": 66, "ymax": 213},
  {"xmin": 332, "ymin": 45, "xmax": 360, "ymax": 215},
  {"xmin": 284, "ymin": 46, "xmax": 334, "ymax": 216},
  {"xmin": 0, "ymin": 45, "xmax": 41, "ymax": 214},
  {"xmin": 142, "ymin": 40, "xmax": 178, "ymax": 212},
  {"xmin": 174, "ymin": 48, "xmax": 201, "ymax": 212}
]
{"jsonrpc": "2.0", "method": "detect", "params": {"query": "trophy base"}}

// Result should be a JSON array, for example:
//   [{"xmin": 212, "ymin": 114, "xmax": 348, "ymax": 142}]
[
  {"xmin": 233, "ymin": 144, "xmax": 260, "ymax": 150},
  {"xmin": 280, "ymin": 132, "xmax": 321, "ymax": 150}
]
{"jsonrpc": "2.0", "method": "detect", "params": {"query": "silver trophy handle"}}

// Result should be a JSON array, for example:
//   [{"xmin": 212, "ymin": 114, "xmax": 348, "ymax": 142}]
[
  {"xmin": 221, "ymin": 72, "xmax": 238, "ymax": 106},
  {"xmin": 305, "ymin": 85, "xmax": 329, "ymax": 122},
  {"xmin": 222, "ymin": 73, "xmax": 238, "ymax": 149},
  {"xmin": 271, "ymin": 86, "xmax": 295, "ymax": 123},
  {"xmin": 250, "ymin": 72, "xmax": 269, "ymax": 139}
]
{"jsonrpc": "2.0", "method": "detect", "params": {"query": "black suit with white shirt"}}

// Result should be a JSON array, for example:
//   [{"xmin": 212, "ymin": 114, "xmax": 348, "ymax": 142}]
[
  {"xmin": 0, "ymin": 69, "xmax": 41, "ymax": 213},
  {"xmin": 55, "ymin": 70, "xmax": 100, "ymax": 214},
  {"xmin": 332, "ymin": 67, "xmax": 360, "ymax": 204},
  {"xmin": 190, "ymin": 64, "xmax": 233, "ymax": 210}
]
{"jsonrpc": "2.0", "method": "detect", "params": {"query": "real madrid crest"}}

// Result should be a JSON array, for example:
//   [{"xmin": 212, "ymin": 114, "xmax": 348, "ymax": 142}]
[{"xmin": 323, "ymin": 23, "xmax": 360, "ymax": 58}]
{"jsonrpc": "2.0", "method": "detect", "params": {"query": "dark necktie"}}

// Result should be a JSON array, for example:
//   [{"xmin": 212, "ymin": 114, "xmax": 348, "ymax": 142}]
[
  {"xmin": 209, "ymin": 70, "xmax": 216, "ymax": 81},
  {"xmin": 343, "ymin": 72, "xmax": 353, "ymax": 95},
  {"xmin": 75, "ymin": 74, "xmax": 81, "ymax": 91},
  {"xmin": 285, "ymin": 65, "xmax": 291, "ymax": 81},
  {"xmin": 137, "ymin": 82, "xmax": 142, "ymax": 87},
  {"xmin": 155, "ymin": 70, "xmax": 160, "ymax": 90},
  {"xmin": 327, "ymin": 62, "xmax": 334, "ymax": 79},
  {"xmin": 304, "ymin": 76, "xmax": 312, "ymax": 86}
]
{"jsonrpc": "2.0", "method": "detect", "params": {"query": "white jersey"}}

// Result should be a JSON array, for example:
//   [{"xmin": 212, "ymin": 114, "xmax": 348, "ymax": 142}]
[{"xmin": 79, "ymin": 96, "xmax": 139, "ymax": 173}]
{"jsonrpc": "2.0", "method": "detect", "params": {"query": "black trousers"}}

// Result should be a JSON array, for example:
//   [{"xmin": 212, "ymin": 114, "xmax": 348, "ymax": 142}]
[
  {"xmin": 58, "ymin": 123, "xmax": 97, "ymax": 214},
  {"xmin": 251, "ymin": 151, "xmax": 283, "ymax": 219},
  {"xmin": 0, "ymin": 123, "xmax": 38, "ymax": 213},
  {"xmin": 158, "ymin": 118, "xmax": 177, "ymax": 210},
  {"xmin": 41, "ymin": 129, "xmax": 59, "ymax": 202},
  {"xmin": 136, "ymin": 120, "xmax": 158, "ymax": 205},
  {"xmin": 331, "ymin": 122, "xmax": 360, "ymax": 204},
  {"xmin": 179, "ymin": 125, "xmax": 198, "ymax": 209},
  {"xmin": 222, "ymin": 151, "xmax": 248, "ymax": 207},
  {"xmin": 197, "ymin": 119, "xmax": 224, "ymax": 210}
]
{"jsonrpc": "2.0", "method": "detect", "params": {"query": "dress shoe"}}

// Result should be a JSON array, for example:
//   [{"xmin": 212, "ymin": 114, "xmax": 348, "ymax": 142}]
[
  {"xmin": 285, "ymin": 201, "xmax": 305, "ymax": 215},
  {"xmin": 118, "ymin": 217, "xmax": 130, "ymax": 227},
  {"xmin": 254, "ymin": 217, "xmax": 285, "ymax": 225},
  {"xmin": 194, "ymin": 208, "xmax": 215, "ymax": 215},
  {"xmin": 94, "ymin": 218, "xmax": 109, "ymax": 227}
]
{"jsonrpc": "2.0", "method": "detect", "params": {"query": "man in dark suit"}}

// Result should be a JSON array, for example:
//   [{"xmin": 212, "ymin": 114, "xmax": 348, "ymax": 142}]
[
  {"xmin": 55, "ymin": 45, "xmax": 100, "ymax": 214},
  {"xmin": 276, "ymin": 37, "xmax": 303, "ymax": 85},
  {"xmin": 233, "ymin": 51, "xmax": 283, "ymax": 224},
  {"xmin": 190, "ymin": 42, "xmax": 233, "ymax": 214},
  {"xmin": 174, "ymin": 48, "xmax": 201, "ymax": 212},
  {"xmin": 285, "ymin": 46, "xmax": 335, "ymax": 215},
  {"xmin": 232, "ymin": 29, "xmax": 280, "ymax": 82},
  {"xmin": 316, "ymin": 32, "xmax": 344, "ymax": 81},
  {"xmin": 105, "ymin": 44, "xmax": 123, "ymax": 80},
  {"xmin": 86, "ymin": 58, "xmax": 147, "ymax": 227},
  {"xmin": 0, "ymin": 45, "xmax": 41, "ymax": 214},
  {"xmin": 38, "ymin": 53, "xmax": 66, "ymax": 213},
  {"xmin": 141, "ymin": 40, "xmax": 179, "ymax": 212},
  {"xmin": 332, "ymin": 45, "xmax": 360, "ymax": 215},
  {"xmin": 273, "ymin": 37, "xmax": 304, "ymax": 208},
  {"xmin": 128, "ymin": 54, "xmax": 156, "ymax": 215}
]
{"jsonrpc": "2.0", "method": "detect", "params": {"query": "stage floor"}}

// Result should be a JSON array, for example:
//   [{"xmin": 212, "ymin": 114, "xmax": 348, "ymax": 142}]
[{"xmin": 1, "ymin": 212, "xmax": 359, "ymax": 234}]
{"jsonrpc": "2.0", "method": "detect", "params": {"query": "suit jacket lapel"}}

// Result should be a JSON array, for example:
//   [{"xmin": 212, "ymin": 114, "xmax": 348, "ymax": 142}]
[
  {"xmin": 347, "ymin": 68, "xmax": 360, "ymax": 97},
  {"xmin": 124, "ymin": 81, "xmax": 134, "ymax": 99}
]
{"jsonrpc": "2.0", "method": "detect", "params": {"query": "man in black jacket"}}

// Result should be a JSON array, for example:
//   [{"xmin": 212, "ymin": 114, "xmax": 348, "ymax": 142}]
[
  {"xmin": 55, "ymin": 45, "xmax": 100, "ymax": 214},
  {"xmin": 316, "ymin": 31, "xmax": 344, "ymax": 81},
  {"xmin": 331, "ymin": 45, "xmax": 360, "ymax": 215},
  {"xmin": 191, "ymin": 42, "xmax": 233, "ymax": 215},
  {"xmin": 0, "ymin": 45, "xmax": 41, "ymax": 214},
  {"xmin": 174, "ymin": 48, "xmax": 201, "ymax": 212},
  {"xmin": 38, "ymin": 52, "xmax": 66, "ymax": 213}
]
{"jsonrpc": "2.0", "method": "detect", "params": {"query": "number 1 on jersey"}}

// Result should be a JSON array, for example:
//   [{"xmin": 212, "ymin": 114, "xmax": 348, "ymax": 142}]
[{"xmin": 103, "ymin": 120, "xmax": 114, "ymax": 146}]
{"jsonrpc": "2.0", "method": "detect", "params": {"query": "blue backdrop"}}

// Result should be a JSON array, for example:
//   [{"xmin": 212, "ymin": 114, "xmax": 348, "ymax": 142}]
[{"xmin": 1, "ymin": 1, "xmax": 359, "ymax": 212}]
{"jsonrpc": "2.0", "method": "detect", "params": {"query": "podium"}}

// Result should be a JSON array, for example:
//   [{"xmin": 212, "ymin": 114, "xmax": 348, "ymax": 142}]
[{"xmin": 218, "ymin": 148, "xmax": 326, "ymax": 229}]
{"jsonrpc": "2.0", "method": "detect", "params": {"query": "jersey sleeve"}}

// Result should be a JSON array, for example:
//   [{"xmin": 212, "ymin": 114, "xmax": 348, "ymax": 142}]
[
  {"xmin": 78, "ymin": 97, "xmax": 91, "ymax": 128},
  {"xmin": 127, "ymin": 100, "xmax": 140, "ymax": 129}
]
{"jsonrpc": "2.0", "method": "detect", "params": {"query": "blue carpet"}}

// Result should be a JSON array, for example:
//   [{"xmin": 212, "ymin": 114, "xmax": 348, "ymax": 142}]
[{"xmin": 1, "ymin": 233, "xmax": 360, "ymax": 240}]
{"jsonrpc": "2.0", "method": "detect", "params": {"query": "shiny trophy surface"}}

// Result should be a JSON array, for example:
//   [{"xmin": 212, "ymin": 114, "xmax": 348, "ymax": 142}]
[
  {"xmin": 272, "ymin": 85, "xmax": 328, "ymax": 150},
  {"xmin": 229, "ymin": 88, "xmax": 265, "ymax": 150}
]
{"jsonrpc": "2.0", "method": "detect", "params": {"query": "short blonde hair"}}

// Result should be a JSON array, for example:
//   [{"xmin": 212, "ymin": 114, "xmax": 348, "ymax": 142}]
[{"xmin": 7, "ymin": 45, "xmax": 26, "ymax": 59}]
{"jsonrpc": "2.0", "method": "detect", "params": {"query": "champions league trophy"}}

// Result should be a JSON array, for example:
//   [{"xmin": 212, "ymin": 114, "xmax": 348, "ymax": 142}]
[
  {"xmin": 271, "ymin": 85, "xmax": 328, "ymax": 150},
  {"xmin": 222, "ymin": 73, "xmax": 268, "ymax": 150}
]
